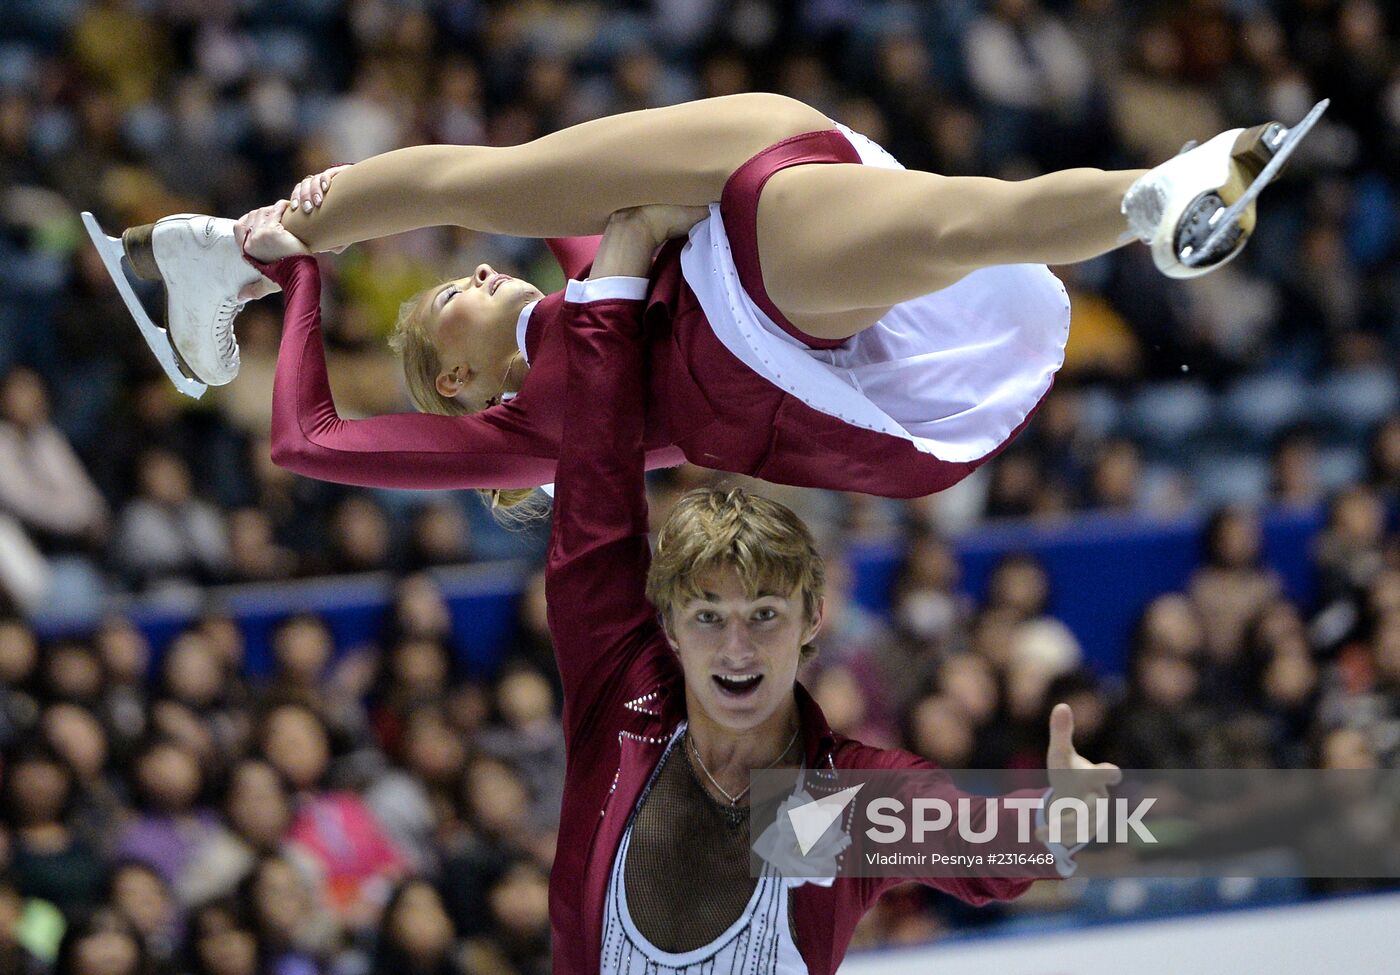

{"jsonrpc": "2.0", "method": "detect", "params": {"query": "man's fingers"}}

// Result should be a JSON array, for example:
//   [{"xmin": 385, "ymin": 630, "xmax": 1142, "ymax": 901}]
[{"xmin": 1047, "ymin": 702, "xmax": 1075, "ymax": 768}]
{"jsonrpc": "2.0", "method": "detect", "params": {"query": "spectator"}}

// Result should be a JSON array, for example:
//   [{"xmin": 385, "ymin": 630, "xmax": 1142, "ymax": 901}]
[
  {"xmin": 41, "ymin": 702, "xmax": 124, "ymax": 851},
  {"xmin": 0, "ymin": 618, "xmax": 40, "ymax": 749},
  {"xmin": 259, "ymin": 703, "xmax": 405, "ymax": 929},
  {"xmin": 226, "ymin": 508, "xmax": 298, "ymax": 583},
  {"xmin": 365, "ymin": 705, "xmax": 467, "ymax": 874},
  {"xmin": 2, "ymin": 743, "xmax": 105, "ymax": 914},
  {"xmin": 113, "ymin": 738, "xmax": 219, "ymax": 891},
  {"xmin": 0, "ymin": 871, "xmax": 48, "ymax": 975},
  {"xmin": 475, "ymin": 670, "xmax": 566, "ymax": 833},
  {"xmin": 183, "ymin": 900, "xmax": 258, "ymax": 975},
  {"xmin": 1109, "ymin": 597, "xmax": 1215, "ymax": 769},
  {"xmin": 113, "ymin": 449, "xmax": 228, "ymax": 591},
  {"xmin": 93, "ymin": 618, "xmax": 151, "ymax": 761},
  {"xmin": 180, "ymin": 759, "xmax": 296, "ymax": 907},
  {"xmin": 370, "ymin": 879, "xmax": 469, "ymax": 975},
  {"xmin": 239, "ymin": 855, "xmax": 339, "ymax": 975},
  {"xmin": 1189, "ymin": 506, "xmax": 1284, "ymax": 669},
  {"xmin": 0, "ymin": 368, "xmax": 109, "ymax": 552},
  {"xmin": 106, "ymin": 860, "xmax": 179, "ymax": 975},
  {"xmin": 1315, "ymin": 486, "xmax": 1387, "ymax": 605},
  {"xmin": 324, "ymin": 496, "xmax": 393, "ymax": 576},
  {"xmin": 405, "ymin": 501, "xmax": 473, "ymax": 570},
  {"xmin": 52, "ymin": 907, "xmax": 149, "ymax": 975}
]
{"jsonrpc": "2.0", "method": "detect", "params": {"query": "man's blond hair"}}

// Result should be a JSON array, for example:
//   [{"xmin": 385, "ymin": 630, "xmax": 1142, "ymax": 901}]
[{"xmin": 646, "ymin": 487, "xmax": 825, "ymax": 661}]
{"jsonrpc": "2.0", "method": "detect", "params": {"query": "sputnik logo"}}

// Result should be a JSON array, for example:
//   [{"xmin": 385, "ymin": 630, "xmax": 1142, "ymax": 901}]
[{"xmin": 788, "ymin": 785, "xmax": 864, "ymax": 855}]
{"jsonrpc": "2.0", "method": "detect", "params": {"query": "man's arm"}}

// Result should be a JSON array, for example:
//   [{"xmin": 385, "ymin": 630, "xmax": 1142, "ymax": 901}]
[
  {"xmin": 547, "ymin": 236, "xmax": 604, "ymax": 280},
  {"xmin": 543, "ymin": 210, "xmax": 668, "ymax": 739}
]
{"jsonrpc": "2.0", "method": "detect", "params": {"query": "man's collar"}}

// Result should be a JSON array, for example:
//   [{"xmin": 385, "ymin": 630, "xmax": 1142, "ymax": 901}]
[
  {"xmin": 515, "ymin": 298, "xmax": 540, "ymax": 365},
  {"xmin": 794, "ymin": 681, "xmax": 837, "ymax": 764}
]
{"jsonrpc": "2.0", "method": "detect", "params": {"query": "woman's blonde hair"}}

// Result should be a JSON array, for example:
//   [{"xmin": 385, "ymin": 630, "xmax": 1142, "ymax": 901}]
[
  {"xmin": 646, "ymin": 487, "xmax": 825, "ymax": 661},
  {"xmin": 389, "ymin": 285, "xmax": 539, "ymax": 517}
]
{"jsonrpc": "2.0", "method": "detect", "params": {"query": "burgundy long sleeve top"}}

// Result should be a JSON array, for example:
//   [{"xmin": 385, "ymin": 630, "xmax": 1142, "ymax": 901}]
[{"xmin": 252, "ymin": 238, "xmax": 1000, "ymax": 500}]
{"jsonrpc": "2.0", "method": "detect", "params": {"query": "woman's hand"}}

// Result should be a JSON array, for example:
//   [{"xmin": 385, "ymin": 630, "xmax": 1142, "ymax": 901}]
[
  {"xmin": 232, "ymin": 201, "xmax": 310, "ymax": 299},
  {"xmin": 289, "ymin": 164, "xmax": 354, "ymax": 215}
]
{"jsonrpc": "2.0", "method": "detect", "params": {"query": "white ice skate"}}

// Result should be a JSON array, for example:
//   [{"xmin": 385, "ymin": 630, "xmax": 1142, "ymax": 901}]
[
  {"xmin": 1122, "ymin": 99, "xmax": 1329, "ymax": 279},
  {"xmin": 81, "ymin": 212, "xmax": 267, "ymax": 396}
]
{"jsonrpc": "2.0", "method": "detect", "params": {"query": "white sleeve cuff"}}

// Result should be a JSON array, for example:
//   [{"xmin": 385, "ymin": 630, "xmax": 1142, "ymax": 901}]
[
  {"xmin": 564, "ymin": 276, "xmax": 649, "ymax": 303},
  {"xmin": 1037, "ymin": 788, "xmax": 1084, "ymax": 879}
]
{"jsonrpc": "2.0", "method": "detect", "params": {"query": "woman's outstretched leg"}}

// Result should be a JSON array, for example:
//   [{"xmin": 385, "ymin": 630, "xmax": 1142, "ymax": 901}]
[
  {"xmin": 755, "ymin": 164, "xmax": 1146, "ymax": 340},
  {"xmin": 280, "ymin": 93, "xmax": 829, "ymax": 251}
]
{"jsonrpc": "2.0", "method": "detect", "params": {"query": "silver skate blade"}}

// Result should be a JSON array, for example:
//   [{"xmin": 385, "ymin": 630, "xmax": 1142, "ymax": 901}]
[
  {"xmin": 80, "ymin": 212, "xmax": 207, "ymax": 399},
  {"xmin": 1184, "ymin": 98, "xmax": 1329, "ymax": 267}
]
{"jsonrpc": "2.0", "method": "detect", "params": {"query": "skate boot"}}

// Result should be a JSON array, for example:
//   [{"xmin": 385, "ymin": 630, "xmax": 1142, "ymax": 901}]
[
  {"xmin": 1123, "ymin": 99, "xmax": 1328, "ymax": 279},
  {"xmin": 82, "ymin": 212, "xmax": 266, "ymax": 395}
]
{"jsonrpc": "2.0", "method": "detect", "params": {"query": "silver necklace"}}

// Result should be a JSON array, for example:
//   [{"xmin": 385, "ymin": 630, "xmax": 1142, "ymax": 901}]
[{"xmin": 686, "ymin": 725, "xmax": 800, "ymax": 806}]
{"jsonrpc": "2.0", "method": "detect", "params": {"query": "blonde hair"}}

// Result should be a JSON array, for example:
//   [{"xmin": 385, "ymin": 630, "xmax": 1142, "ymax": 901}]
[
  {"xmin": 389, "ymin": 286, "xmax": 539, "ymax": 516},
  {"xmin": 646, "ymin": 487, "xmax": 825, "ymax": 661}
]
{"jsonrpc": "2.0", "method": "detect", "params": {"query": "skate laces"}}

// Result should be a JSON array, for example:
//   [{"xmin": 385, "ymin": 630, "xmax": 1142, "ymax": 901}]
[{"xmin": 214, "ymin": 298, "xmax": 244, "ymax": 366}]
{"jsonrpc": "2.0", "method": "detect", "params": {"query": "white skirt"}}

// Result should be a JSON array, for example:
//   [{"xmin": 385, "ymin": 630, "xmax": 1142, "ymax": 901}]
[{"xmin": 678, "ymin": 123, "xmax": 1071, "ymax": 465}]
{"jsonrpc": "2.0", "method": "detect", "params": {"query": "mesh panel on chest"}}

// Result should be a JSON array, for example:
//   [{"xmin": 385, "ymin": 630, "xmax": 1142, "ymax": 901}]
[{"xmin": 623, "ymin": 744, "xmax": 798, "ymax": 953}]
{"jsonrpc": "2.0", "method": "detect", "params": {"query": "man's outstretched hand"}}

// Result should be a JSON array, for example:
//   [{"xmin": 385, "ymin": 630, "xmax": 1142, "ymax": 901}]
[{"xmin": 1041, "ymin": 702, "xmax": 1122, "ymax": 846}]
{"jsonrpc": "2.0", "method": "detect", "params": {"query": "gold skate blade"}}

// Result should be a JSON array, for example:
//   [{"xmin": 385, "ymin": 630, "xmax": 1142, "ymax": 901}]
[{"xmin": 80, "ymin": 212, "xmax": 207, "ymax": 400}]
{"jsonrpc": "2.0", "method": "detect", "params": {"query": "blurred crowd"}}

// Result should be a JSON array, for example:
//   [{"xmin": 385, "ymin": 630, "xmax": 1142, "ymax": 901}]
[
  {"xmin": 1, "ymin": 0, "xmax": 1400, "ymax": 971},
  {"xmin": 0, "ymin": 0, "xmax": 1398, "ymax": 611},
  {"xmin": 2, "ymin": 488, "xmax": 1399, "ymax": 974}
]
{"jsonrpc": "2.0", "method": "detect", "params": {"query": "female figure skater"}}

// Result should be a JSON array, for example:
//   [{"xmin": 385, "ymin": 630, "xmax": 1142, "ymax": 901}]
[
  {"xmin": 256, "ymin": 200, "xmax": 1125, "ymax": 975},
  {"xmin": 115, "ymin": 93, "xmax": 1301, "ymax": 504}
]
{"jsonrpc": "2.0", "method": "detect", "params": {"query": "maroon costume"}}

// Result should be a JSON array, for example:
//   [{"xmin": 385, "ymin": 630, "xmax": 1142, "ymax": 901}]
[
  {"xmin": 257, "ymin": 133, "xmax": 1041, "ymax": 499},
  {"xmin": 539, "ymin": 275, "xmax": 1034, "ymax": 975}
]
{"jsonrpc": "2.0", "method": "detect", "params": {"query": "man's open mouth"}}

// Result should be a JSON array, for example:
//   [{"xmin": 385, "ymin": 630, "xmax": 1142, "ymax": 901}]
[{"xmin": 713, "ymin": 673, "xmax": 763, "ymax": 697}]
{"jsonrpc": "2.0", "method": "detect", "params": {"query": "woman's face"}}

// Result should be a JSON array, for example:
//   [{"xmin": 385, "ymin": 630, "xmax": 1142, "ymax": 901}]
[
  {"xmin": 227, "ymin": 762, "xmax": 291, "ymax": 848},
  {"xmin": 465, "ymin": 759, "xmax": 530, "ymax": 837},
  {"xmin": 73, "ymin": 931, "xmax": 139, "ymax": 975},
  {"xmin": 394, "ymin": 575, "xmax": 451, "ymax": 638},
  {"xmin": 95, "ymin": 621, "xmax": 149, "ymax": 685},
  {"xmin": 389, "ymin": 883, "xmax": 454, "ymax": 961},
  {"xmin": 253, "ymin": 860, "xmax": 310, "ymax": 936},
  {"xmin": 44, "ymin": 705, "xmax": 108, "ymax": 780},
  {"xmin": 111, "ymin": 867, "xmax": 171, "ymax": 937},
  {"xmin": 164, "ymin": 638, "xmax": 222, "ymax": 707},
  {"xmin": 46, "ymin": 645, "xmax": 103, "ymax": 701},
  {"xmin": 9, "ymin": 758, "xmax": 70, "ymax": 824},
  {"xmin": 136, "ymin": 743, "xmax": 202, "ymax": 811},
  {"xmin": 391, "ymin": 638, "xmax": 449, "ymax": 695},
  {"xmin": 198, "ymin": 925, "xmax": 257, "ymax": 975},
  {"xmin": 273, "ymin": 619, "xmax": 331, "ymax": 684},
  {"xmin": 1213, "ymin": 512, "xmax": 1260, "ymax": 568},
  {"xmin": 496, "ymin": 670, "xmax": 552, "ymax": 728},
  {"xmin": 668, "ymin": 567, "xmax": 822, "ymax": 734},
  {"xmin": 261, "ymin": 707, "xmax": 330, "ymax": 790},
  {"xmin": 0, "ymin": 620, "xmax": 37, "ymax": 683},
  {"xmin": 402, "ymin": 713, "xmax": 465, "ymax": 784},
  {"xmin": 488, "ymin": 864, "xmax": 550, "ymax": 940},
  {"xmin": 430, "ymin": 264, "xmax": 542, "ymax": 412}
]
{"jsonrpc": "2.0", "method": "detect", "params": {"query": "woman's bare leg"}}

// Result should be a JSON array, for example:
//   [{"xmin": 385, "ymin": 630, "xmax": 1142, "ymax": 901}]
[
  {"xmin": 755, "ymin": 164, "xmax": 1147, "ymax": 340},
  {"xmin": 280, "ymin": 93, "xmax": 830, "ymax": 251}
]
